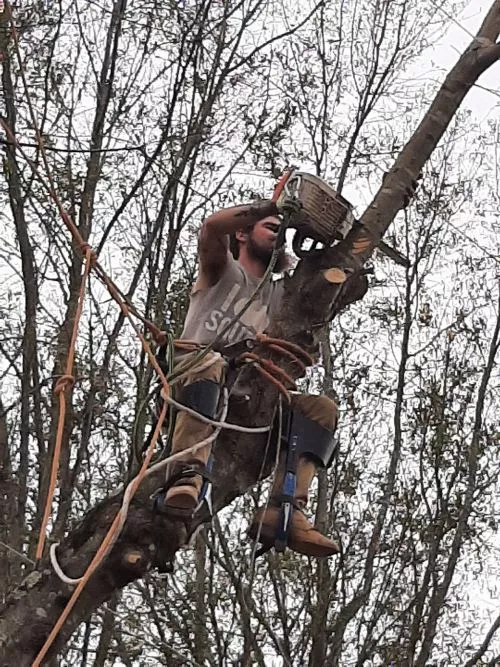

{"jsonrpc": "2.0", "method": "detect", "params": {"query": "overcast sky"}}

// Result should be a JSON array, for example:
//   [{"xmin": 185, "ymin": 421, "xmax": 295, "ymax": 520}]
[{"xmin": 431, "ymin": 1, "xmax": 499, "ymax": 118}]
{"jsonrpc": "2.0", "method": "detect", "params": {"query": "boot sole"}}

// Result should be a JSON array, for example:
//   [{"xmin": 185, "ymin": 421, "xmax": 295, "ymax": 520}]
[
  {"xmin": 249, "ymin": 522, "xmax": 340, "ymax": 558},
  {"xmin": 289, "ymin": 537, "xmax": 340, "ymax": 558}
]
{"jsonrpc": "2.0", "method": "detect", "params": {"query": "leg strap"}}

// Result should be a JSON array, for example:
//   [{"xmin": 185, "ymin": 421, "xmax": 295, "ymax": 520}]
[
  {"xmin": 283, "ymin": 407, "xmax": 337, "ymax": 468},
  {"xmin": 177, "ymin": 378, "xmax": 220, "ymax": 419},
  {"xmin": 143, "ymin": 379, "xmax": 221, "ymax": 458},
  {"xmin": 152, "ymin": 380, "xmax": 220, "ymax": 518}
]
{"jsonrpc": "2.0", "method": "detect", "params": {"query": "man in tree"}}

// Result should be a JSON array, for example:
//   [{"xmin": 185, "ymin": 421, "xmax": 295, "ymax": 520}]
[{"xmin": 161, "ymin": 198, "xmax": 341, "ymax": 558}]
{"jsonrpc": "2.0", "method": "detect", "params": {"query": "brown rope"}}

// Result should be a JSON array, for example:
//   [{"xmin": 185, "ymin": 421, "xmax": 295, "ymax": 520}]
[
  {"xmin": 36, "ymin": 246, "xmax": 93, "ymax": 561},
  {"xmin": 264, "ymin": 343, "xmax": 307, "ymax": 374},
  {"xmin": 256, "ymin": 333, "xmax": 314, "ymax": 366}
]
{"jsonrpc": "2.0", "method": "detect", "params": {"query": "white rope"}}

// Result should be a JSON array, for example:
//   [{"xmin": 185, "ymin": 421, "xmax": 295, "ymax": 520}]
[
  {"xmin": 51, "ymin": 389, "xmax": 232, "ymax": 586},
  {"xmin": 161, "ymin": 391, "xmax": 271, "ymax": 434},
  {"xmin": 50, "ymin": 354, "xmax": 272, "ymax": 585},
  {"xmin": 148, "ymin": 387, "xmax": 229, "ymax": 479},
  {"xmin": 50, "ymin": 542, "xmax": 80, "ymax": 585}
]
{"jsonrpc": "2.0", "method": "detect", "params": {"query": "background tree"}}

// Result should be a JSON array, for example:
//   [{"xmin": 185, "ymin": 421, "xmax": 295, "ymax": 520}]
[{"xmin": 1, "ymin": 0, "xmax": 499, "ymax": 664}]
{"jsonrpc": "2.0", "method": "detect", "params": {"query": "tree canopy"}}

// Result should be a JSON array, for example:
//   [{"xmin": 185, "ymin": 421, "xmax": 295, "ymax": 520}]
[{"xmin": 1, "ymin": 0, "xmax": 500, "ymax": 664}]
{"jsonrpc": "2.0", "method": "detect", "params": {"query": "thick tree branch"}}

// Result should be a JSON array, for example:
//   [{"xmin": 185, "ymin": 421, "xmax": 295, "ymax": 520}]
[
  {"xmin": 270, "ymin": 0, "xmax": 500, "ymax": 351},
  {"xmin": 1, "ymin": 2, "xmax": 500, "ymax": 664}
]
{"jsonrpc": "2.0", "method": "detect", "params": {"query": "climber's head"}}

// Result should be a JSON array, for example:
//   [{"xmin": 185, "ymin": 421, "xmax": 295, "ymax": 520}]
[{"xmin": 230, "ymin": 216, "xmax": 290, "ymax": 273}]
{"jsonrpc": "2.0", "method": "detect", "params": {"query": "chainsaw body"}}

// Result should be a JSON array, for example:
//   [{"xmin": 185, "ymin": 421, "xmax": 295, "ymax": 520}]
[{"xmin": 284, "ymin": 171, "xmax": 356, "ymax": 257}]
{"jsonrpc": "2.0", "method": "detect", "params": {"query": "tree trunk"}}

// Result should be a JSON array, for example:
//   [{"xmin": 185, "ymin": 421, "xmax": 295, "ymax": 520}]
[
  {"xmin": 93, "ymin": 595, "xmax": 118, "ymax": 667},
  {"xmin": 1, "ymin": 3, "xmax": 500, "ymax": 664}
]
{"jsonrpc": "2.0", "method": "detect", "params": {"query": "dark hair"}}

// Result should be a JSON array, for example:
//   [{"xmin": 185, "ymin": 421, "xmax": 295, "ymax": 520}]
[
  {"xmin": 229, "ymin": 198, "xmax": 267, "ymax": 259},
  {"xmin": 229, "ymin": 221, "xmax": 257, "ymax": 259},
  {"xmin": 229, "ymin": 232, "xmax": 240, "ymax": 259}
]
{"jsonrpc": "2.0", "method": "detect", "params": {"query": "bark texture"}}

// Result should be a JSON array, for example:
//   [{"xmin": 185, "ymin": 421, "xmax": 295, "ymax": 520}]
[{"xmin": 1, "ymin": 3, "xmax": 500, "ymax": 663}]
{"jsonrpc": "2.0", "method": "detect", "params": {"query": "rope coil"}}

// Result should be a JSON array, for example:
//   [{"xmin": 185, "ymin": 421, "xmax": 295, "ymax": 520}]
[{"xmin": 240, "ymin": 353, "xmax": 295, "ymax": 403}]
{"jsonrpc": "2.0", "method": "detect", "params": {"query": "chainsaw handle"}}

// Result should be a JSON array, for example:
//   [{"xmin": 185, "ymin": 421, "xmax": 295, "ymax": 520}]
[
  {"xmin": 271, "ymin": 169, "xmax": 294, "ymax": 203},
  {"xmin": 292, "ymin": 229, "xmax": 322, "ymax": 259}
]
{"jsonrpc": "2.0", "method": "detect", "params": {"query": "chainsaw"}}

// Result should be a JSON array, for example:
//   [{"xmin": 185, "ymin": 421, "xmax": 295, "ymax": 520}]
[{"xmin": 275, "ymin": 170, "xmax": 409, "ymax": 267}]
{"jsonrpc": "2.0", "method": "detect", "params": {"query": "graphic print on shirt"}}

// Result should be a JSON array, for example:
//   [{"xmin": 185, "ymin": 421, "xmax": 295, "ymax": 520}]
[{"xmin": 203, "ymin": 283, "xmax": 270, "ymax": 344}]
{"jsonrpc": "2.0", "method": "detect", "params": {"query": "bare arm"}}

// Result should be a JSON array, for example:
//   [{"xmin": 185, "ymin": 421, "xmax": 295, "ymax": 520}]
[{"xmin": 198, "ymin": 200, "xmax": 278, "ymax": 287}]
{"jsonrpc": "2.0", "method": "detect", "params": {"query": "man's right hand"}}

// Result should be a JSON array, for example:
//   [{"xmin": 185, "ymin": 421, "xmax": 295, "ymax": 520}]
[{"xmin": 275, "ymin": 192, "xmax": 302, "ymax": 219}]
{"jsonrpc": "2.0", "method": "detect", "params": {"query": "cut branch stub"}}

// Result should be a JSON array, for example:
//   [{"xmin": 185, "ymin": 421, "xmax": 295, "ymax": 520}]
[
  {"xmin": 322, "ymin": 267, "xmax": 347, "ymax": 284},
  {"xmin": 2, "ymin": 3, "xmax": 500, "ymax": 663}
]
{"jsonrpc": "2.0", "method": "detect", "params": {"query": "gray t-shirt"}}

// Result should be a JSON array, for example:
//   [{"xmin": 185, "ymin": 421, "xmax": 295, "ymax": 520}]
[{"xmin": 181, "ymin": 254, "xmax": 283, "ymax": 347}]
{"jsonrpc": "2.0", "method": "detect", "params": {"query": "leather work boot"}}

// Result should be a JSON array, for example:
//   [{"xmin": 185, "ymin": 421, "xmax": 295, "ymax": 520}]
[
  {"xmin": 163, "ymin": 470, "xmax": 203, "ymax": 516},
  {"xmin": 158, "ymin": 353, "xmax": 225, "ymax": 518},
  {"xmin": 248, "ymin": 458, "xmax": 339, "ymax": 557},
  {"xmin": 249, "ymin": 505, "xmax": 339, "ymax": 557}
]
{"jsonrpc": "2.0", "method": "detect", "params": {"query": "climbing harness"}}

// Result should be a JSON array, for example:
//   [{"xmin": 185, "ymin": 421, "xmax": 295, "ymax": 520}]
[{"xmin": 146, "ymin": 332, "xmax": 314, "ymax": 520}]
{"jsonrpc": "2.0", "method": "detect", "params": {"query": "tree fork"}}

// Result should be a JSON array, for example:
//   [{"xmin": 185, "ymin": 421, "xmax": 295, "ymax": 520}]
[{"xmin": 1, "ymin": 2, "xmax": 500, "ymax": 663}]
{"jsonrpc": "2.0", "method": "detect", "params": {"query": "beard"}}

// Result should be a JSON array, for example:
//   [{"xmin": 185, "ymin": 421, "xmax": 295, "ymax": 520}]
[{"xmin": 246, "ymin": 235, "xmax": 291, "ymax": 273}]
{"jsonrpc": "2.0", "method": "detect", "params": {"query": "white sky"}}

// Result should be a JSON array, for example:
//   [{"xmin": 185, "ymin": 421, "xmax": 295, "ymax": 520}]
[
  {"xmin": 2, "ymin": 2, "xmax": 499, "ymax": 664},
  {"xmin": 431, "ymin": 1, "xmax": 500, "ymax": 118}
]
